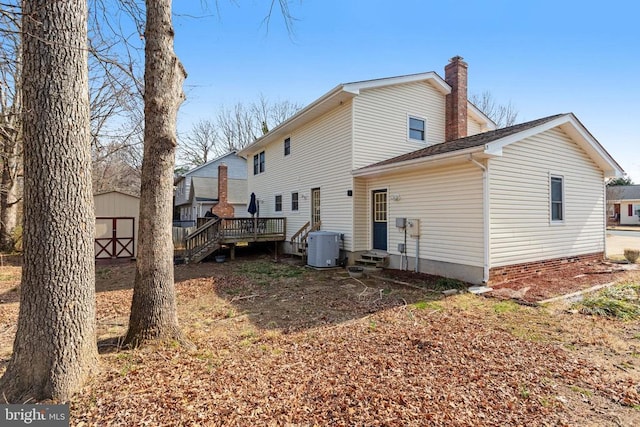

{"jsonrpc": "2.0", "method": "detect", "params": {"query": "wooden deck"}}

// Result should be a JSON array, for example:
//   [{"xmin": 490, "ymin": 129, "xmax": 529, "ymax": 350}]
[{"xmin": 185, "ymin": 217, "xmax": 286, "ymax": 263}]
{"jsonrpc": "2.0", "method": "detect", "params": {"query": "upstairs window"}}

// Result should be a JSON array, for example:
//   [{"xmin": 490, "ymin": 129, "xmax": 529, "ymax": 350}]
[
  {"xmin": 275, "ymin": 194, "xmax": 282, "ymax": 212},
  {"xmin": 408, "ymin": 116, "xmax": 426, "ymax": 142},
  {"xmin": 550, "ymin": 175, "xmax": 564, "ymax": 222},
  {"xmin": 291, "ymin": 192, "xmax": 299, "ymax": 211},
  {"xmin": 253, "ymin": 151, "xmax": 265, "ymax": 175},
  {"xmin": 284, "ymin": 137, "xmax": 291, "ymax": 156}
]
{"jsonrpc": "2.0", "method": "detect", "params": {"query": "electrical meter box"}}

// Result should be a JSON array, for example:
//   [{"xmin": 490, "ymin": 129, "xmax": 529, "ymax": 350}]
[
  {"xmin": 407, "ymin": 219, "xmax": 420, "ymax": 237},
  {"xmin": 395, "ymin": 217, "xmax": 407, "ymax": 228}
]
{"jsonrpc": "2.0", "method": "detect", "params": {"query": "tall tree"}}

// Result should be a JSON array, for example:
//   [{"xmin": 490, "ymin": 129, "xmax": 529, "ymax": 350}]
[
  {"xmin": 0, "ymin": 3, "xmax": 22, "ymax": 252},
  {"xmin": 124, "ymin": 0, "xmax": 188, "ymax": 347},
  {"xmin": 0, "ymin": 0, "xmax": 98, "ymax": 402},
  {"xmin": 607, "ymin": 176, "xmax": 634, "ymax": 186},
  {"xmin": 179, "ymin": 118, "xmax": 219, "ymax": 167},
  {"xmin": 470, "ymin": 91, "xmax": 519, "ymax": 128}
]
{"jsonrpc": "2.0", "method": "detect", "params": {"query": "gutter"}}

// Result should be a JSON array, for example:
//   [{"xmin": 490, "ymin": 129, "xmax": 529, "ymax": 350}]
[
  {"xmin": 352, "ymin": 146, "xmax": 484, "ymax": 178},
  {"xmin": 468, "ymin": 154, "xmax": 490, "ymax": 283}
]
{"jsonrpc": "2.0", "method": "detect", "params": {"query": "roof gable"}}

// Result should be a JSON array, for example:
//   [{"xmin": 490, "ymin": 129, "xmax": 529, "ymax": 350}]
[
  {"xmin": 354, "ymin": 113, "xmax": 624, "ymax": 178},
  {"xmin": 237, "ymin": 71, "xmax": 494, "ymax": 157}
]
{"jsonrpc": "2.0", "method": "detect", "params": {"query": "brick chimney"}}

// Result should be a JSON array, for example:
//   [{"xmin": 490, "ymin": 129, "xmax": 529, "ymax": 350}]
[
  {"xmin": 211, "ymin": 163, "xmax": 235, "ymax": 218},
  {"xmin": 445, "ymin": 56, "xmax": 468, "ymax": 141}
]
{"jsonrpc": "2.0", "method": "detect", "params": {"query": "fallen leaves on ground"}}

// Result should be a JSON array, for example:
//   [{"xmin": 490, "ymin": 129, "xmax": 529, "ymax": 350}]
[{"xmin": 1, "ymin": 257, "xmax": 639, "ymax": 426}]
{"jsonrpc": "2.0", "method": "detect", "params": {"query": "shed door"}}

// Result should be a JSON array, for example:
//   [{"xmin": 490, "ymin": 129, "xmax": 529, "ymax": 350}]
[
  {"xmin": 95, "ymin": 217, "xmax": 135, "ymax": 259},
  {"xmin": 372, "ymin": 190, "xmax": 387, "ymax": 251}
]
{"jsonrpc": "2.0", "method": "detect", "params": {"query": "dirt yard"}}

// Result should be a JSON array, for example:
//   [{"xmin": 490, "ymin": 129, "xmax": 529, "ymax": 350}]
[{"xmin": 1, "ymin": 252, "xmax": 640, "ymax": 426}]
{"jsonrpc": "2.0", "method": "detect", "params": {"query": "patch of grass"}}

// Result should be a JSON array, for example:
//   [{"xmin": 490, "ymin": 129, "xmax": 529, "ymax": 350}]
[
  {"xmin": 570, "ymin": 385, "xmax": 593, "ymax": 397},
  {"xmin": 413, "ymin": 301, "xmax": 442, "ymax": 311},
  {"xmin": 519, "ymin": 384, "xmax": 530, "ymax": 399},
  {"xmin": 434, "ymin": 277, "xmax": 467, "ymax": 290},
  {"xmin": 237, "ymin": 262, "xmax": 304, "ymax": 283},
  {"xmin": 96, "ymin": 268, "xmax": 112, "ymax": 279},
  {"xmin": 573, "ymin": 282, "xmax": 640, "ymax": 320},
  {"xmin": 493, "ymin": 301, "xmax": 520, "ymax": 314}
]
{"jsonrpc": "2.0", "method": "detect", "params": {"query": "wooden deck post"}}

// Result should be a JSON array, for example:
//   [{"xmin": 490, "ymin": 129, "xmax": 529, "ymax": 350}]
[{"xmin": 230, "ymin": 244, "xmax": 236, "ymax": 260}]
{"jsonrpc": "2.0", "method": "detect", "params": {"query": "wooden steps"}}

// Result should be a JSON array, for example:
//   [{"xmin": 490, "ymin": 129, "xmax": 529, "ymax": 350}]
[{"xmin": 354, "ymin": 251, "xmax": 389, "ymax": 273}]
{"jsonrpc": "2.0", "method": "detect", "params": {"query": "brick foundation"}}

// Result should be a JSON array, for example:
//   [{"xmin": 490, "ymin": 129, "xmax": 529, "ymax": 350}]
[{"xmin": 488, "ymin": 252, "xmax": 604, "ymax": 284}]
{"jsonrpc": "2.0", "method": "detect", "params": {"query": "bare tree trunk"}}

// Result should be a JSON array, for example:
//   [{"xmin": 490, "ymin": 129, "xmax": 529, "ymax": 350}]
[
  {"xmin": 0, "ymin": 0, "xmax": 97, "ymax": 402},
  {"xmin": 124, "ymin": 0, "xmax": 188, "ymax": 347},
  {"xmin": 0, "ymin": 6, "xmax": 22, "ymax": 253},
  {"xmin": 0, "ymin": 135, "xmax": 21, "ymax": 252}
]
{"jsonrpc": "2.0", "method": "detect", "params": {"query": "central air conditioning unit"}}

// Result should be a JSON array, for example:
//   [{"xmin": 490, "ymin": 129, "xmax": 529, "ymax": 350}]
[{"xmin": 307, "ymin": 231, "xmax": 340, "ymax": 268}]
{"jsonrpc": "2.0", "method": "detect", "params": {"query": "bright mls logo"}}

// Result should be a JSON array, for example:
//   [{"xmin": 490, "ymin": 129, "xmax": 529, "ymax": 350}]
[{"xmin": 1, "ymin": 405, "xmax": 69, "ymax": 426}]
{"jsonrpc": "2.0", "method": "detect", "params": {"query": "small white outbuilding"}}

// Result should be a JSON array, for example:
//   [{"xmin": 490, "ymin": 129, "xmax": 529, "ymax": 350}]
[{"xmin": 94, "ymin": 191, "xmax": 140, "ymax": 260}]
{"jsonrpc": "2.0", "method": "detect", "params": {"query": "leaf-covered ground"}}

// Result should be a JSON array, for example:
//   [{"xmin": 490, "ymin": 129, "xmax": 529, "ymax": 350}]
[{"xmin": 1, "ymin": 255, "xmax": 640, "ymax": 426}]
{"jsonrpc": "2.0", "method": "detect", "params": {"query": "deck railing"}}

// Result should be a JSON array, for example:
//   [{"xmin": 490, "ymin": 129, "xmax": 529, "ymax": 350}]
[
  {"xmin": 184, "ymin": 217, "xmax": 286, "ymax": 263},
  {"xmin": 220, "ymin": 217, "xmax": 286, "ymax": 242}
]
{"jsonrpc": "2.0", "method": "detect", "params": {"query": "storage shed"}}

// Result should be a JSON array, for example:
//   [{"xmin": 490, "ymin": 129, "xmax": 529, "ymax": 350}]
[{"xmin": 94, "ymin": 191, "xmax": 140, "ymax": 259}]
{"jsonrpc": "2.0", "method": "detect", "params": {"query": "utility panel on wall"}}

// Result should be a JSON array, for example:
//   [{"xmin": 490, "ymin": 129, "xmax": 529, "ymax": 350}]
[{"xmin": 407, "ymin": 219, "xmax": 420, "ymax": 237}]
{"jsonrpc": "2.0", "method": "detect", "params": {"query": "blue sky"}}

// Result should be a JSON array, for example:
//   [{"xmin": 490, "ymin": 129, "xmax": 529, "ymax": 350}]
[{"xmin": 169, "ymin": 0, "xmax": 639, "ymax": 182}]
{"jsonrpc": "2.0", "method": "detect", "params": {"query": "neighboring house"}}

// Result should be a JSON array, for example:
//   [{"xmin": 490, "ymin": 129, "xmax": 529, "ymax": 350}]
[
  {"xmin": 607, "ymin": 185, "xmax": 640, "ymax": 225},
  {"xmin": 94, "ymin": 191, "xmax": 140, "ymax": 259},
  {"xmin": 174, "ymin": 152, "xmax": 248, "ymax": 225},
  {"xmin": 238, "ymin": 57, "xmax": 624, "ymax": 284}
]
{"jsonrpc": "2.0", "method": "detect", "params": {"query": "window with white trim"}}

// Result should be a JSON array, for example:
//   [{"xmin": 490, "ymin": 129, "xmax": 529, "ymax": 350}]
[
  {"xmin": 408, "ymin": 116, "xmax": 426, "ymax": 142},
  {"xmin": 253, "ymin": 151, "xmax": 265, "ymax": 175},
  {"xmin": 291, "ymin": 192, "xmax": 299, "ymax": 211},
  {"xmin": 275, "ymin": 194, "xmax": 282, "ymax": 212},
  {"xmin": 284, "ymin": 137, "xmax": 291, "ymax": 156},
  {"xmin": 550, "ymin": 175, "xmax": 564, "ymax": 222}
]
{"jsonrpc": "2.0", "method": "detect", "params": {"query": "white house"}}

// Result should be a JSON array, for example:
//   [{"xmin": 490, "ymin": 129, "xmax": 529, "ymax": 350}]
[
  {"xmin": 238, "ymin": 57, "xmax": 624, "ymax": 284},
  {"xmin": 174, "ymin": 151, "xmax": 247, "ymax": 225},
  {"xmin": 607, "ymin": 185, "xmax": 640, "ymax": 226}
]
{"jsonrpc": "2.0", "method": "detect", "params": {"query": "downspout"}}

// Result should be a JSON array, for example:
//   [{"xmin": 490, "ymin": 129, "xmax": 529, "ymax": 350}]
[
  {"xmin": 603, "ymin": 180, "xmax": 607, "ymax": 259},
  {"xmin": 469, "ymin": 154, "xmax": 490, "ymax": 283}
]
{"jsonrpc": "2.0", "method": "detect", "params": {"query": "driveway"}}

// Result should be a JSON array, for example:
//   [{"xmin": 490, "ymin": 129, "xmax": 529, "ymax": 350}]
[{"xmin": 606, "ymin": 229, "xmax": 640, "ymax": 257}]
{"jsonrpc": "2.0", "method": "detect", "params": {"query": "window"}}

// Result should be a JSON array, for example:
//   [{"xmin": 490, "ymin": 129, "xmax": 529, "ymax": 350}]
[
  {"xmin": 253, "ymin": 151, "xmax": 265, "ymax": 175},
  {"xmin": 291, "ymin": 192, "xmax": 299, "ymax": 211},
  {"xmin": 550, "ymin": 175, "xmax": 564, "ymax": 222},
  {"xmin": 408, "ymin": 116, "xmax": 426, "ymax": 141},
  {"xmin": 275, "ymin": 194, "xmax": 282, "ymax": 212},
  {"xmin": 284, "ymin": 137, "xmax": 291, "ymax": 156}
]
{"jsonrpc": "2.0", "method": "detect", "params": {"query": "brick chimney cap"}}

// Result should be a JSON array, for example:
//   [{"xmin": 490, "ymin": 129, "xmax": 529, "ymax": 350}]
[{"xmin": 449, "ymin": 55, "xmax": 467, "ymax": 64}]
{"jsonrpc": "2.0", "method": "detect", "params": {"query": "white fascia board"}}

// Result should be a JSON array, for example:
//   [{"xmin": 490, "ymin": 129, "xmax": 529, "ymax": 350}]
[
  {"xmin": 484, "ymin": 113, "xmax": 625, "ymax": 178},
  {"xmin": 467, "ymin": 102, "xmax": 497, "ymax": 130},
  {"xmin": 182, "ymin": 151, "xmax": 237, "ymax": 176},
  {"xmin": 483, "ymin": 115, "xmax": 571, "ymax": 156},
  {"xmin": 237, "ymin": 85, "xmax": 352, "ymax": 158},
  {"xmin": 343, "ymin": 72, "xmax": 451, "ymax": 96},
  {"xmin": 352, "ymin": 146, "xmax": 484, "ymax": 178}
]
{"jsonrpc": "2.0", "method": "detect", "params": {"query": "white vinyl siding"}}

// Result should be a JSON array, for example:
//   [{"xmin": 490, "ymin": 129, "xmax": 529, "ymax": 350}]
[
  {"xmin": 352, "ymin": 178, "xmax": 369, "ymax": 251},
  {"xmin": 245, "ymin": 101, "xmax": 355, "ymax": 250},
  {"xmin": 489, "ymin": 128, "xmax": 605, "ymax": 267},
  {"xmin": 352, "ymin": 81, "xmax": 446, "ymax": 169},
  {"xmin": 364, "ymin": 162, "xmax": 484, "ymax": 267},
  {"xmin": 467, "ymin": 116, "xmax": 483, "ymax": 136}
]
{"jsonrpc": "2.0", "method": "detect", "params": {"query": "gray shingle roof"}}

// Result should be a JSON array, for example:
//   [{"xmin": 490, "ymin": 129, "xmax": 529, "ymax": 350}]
[
  {"xmin": 607, "ymin": 185, "xmax": 640, "ymax": 201},
  {"xmin": 359, "ymin": 114, "xmax": 565, "ymax": 170}
]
